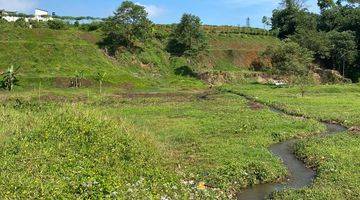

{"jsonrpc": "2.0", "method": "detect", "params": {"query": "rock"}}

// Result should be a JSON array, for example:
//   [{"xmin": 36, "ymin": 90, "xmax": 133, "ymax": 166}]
[
  {"xmin": 313, "ymin": 67, "xmax": 350, "ymax": 84},
  {"xmin": 349, "ymin": 126, "xmax": 360, "ymax": 133}
]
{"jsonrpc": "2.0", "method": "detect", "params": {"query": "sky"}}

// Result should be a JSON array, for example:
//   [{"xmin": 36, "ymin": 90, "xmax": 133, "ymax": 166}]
[{"xmin": 0, "ymin": 0, "xmax": 320, "ymax": 28}]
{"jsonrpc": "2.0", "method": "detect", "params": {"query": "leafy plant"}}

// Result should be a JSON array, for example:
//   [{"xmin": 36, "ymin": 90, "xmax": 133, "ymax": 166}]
[
  {"xmin": 94, "ymin": 72, "xmax": 107, "ymax": 94},
  {"xmin": 1, "ymin": 66, "xmax": 20, "ymax": 91},
  {"xmin": 73, "ymin": 70, "xmax": 85, "ymax": 88}
]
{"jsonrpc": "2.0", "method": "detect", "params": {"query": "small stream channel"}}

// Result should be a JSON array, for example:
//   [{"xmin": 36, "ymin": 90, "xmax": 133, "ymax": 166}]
[{"xmin": 235, "ymin": 95, "xmax": 348, "ymax": 200}]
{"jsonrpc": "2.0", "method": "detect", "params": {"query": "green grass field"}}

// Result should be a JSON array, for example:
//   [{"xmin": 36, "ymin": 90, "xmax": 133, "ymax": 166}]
[
  {"xmin": 0, "ymin": 91, "xmax": 324, "ymax": 199},
  {"xmin": 224, "ymin": 83, "xmax": 360, "ymax": 199},
  {"xmin": 0, "ymin": 25, "xmax": 358, "ymax": 199}
]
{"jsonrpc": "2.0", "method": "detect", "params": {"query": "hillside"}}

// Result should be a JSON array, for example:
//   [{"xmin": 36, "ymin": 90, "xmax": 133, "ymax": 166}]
[{"xmin": 0, "ymin": 25, "xmax": 278, "ymax": 91}]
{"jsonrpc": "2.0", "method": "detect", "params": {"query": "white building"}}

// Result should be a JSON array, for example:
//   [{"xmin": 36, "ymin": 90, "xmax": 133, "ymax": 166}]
[
  {"xmin": 1, "ymin": 8, "xmax": 53, "ymax": 22},
  {"xmin": 34, "ymin": 9, "xmax": 53, "ymax": 21}
]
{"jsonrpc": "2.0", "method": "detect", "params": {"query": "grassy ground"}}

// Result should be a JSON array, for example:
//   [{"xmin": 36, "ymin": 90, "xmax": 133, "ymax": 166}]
[
  {"xmin": 272, "ymin": 132, "xmax": 360, "ymax": 200},
  {"xmin": 224, "ymin": 83, "xmax": 360, "ymax": 199},
  {"xmin": 0, "ymin": 90, "xmax": 323, "ymax": 199},
  {"xmin": 223, "ymin": 83, "xmax": 360, "ymax": 127}
]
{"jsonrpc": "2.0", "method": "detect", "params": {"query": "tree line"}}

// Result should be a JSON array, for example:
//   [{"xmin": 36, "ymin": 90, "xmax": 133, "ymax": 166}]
[
  {"xmin": 265, "ymin": 0, "xmax": 359, "ymax": 81},
  {"xmin": 101, "ymin": 1, "xmax": 207, "ymax": 58}
]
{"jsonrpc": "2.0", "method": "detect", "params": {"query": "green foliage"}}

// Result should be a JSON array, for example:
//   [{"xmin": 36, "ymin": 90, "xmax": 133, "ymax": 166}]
[
  {"xmin": 0, "ymin": 105, "xmax": 184, "ymax": 199},
  {"xmin": 74, "ymin": 20, "xmax": 80, "ymax": 27},
  {"xmin": 273, "ymin": 132, "xmax": 360, "ymax": 199},
  {"xmin": 0, "ymin": 66, "xmax": 20, "ymax": 91},
  {"xmin": 14, "ymin": 18, "xmax": 29, "ymax": 28},
  {"xmin": 47, "ymin": 19, "xmax": 68, "ymax": 30},
  {"xmin": 102, "ymin": 1, "xmax": 153, "ymax": 53},
  {"xmin": 327, "ymin": 31, "xmax": 358, "ymax": 76},
  {"xmin": 94, "ymin": 72, "xmax": 107, "ymax": 93},
  {"xmin": 167, "ymin": 14, "xmax": 207, "ymax": 57},
  {"xmin": 29, "ymin": 20, "xmax": 48, "ymax": 28},
  {"xmin": 262, "ymin": 40, "xmax": 313, "ymax": 76},
  {"xmin": 290, "ymin": 30, "xmax": 331, "ymax": 60},
  {"xmin": 271, "ymin": 0, "xmax": 318, "ymax": 38},
  {"xmin": 80, "ymin": 21, "xmax": 103, "ymax": 31},
  {"xmin": 226, "ymin": 83, "xmax": 360, "ymax": 126}
]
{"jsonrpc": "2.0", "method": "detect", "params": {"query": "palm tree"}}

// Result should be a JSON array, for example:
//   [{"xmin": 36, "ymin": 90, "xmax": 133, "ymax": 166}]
[{"xmin": 1, "ymin": 66, "xmax": 20, "ymax": 91}]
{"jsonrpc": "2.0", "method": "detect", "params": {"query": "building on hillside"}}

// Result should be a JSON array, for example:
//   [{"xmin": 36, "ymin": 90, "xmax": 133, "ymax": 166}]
[
  {"xmin": 0, "ymin": 8, "xmax": 53, "ymax": 22},
  {"xmin": 34, "ymin": 8, "xmax": 53, "ymax": 21},
  {"xmin": 0, "ymin": 9, "xmax": 24, "ymax": 22}
]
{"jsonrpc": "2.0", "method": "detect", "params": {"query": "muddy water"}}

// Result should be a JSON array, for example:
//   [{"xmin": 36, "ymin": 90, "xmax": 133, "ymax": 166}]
[{"xmin": 237, "ymin": 107, "xmax": 347, "ymax": 200}]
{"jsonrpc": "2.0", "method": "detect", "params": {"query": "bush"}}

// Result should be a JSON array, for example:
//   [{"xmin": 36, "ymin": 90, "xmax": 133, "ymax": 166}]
[
  {"xmin": 14, "ymin": 18, "xmax": 29, "ymax": 28},
  {"xmin": 261, "ymin": 39, "xmax": 314, "ymax": 76},
  {"xmin": 47, "ymin": 19, "xmax": 68, "ymax": 30},
  {"xmin": 80, "ymin": 21, "xmax": 103, "ymax": 31}
]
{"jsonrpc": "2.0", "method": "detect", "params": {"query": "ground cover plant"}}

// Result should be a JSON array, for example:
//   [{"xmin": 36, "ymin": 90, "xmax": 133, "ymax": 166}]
[
  {"xmin": 223, "ymin": 83, "xmax": 360, "ymax": 199},
  {"xmin": 0, "ymin": 103, "xmax": 188, "ymax": 199},
  {"xmin": 223, "ymin": 83, "xmax": 360, "ymax": 127},
  {"xmin": 0, "ymin": 92, "xmax": 324, "ymax": 198},
  {"xmin": 272, "ymin": 132, "xmax": 360, "ymax": 200},
  {"xmin": 95, "ymin": 92, "xmax": 323, "ymax": 196}
]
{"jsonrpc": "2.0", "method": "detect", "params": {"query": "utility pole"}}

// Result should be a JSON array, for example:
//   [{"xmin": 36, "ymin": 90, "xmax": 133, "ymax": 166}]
[{"xmin": 246, "ymin": 17, "xmax": 250, "ymax": 27}]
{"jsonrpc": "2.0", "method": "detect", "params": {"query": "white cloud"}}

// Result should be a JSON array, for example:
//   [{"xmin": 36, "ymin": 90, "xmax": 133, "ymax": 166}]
[
  {"xmin": 0, "ymin": 0, "xmax": 38, "ymax": 12},
  {"xmin": 136, "ymin": 3, "xmax": 165, "ymax": 18}
]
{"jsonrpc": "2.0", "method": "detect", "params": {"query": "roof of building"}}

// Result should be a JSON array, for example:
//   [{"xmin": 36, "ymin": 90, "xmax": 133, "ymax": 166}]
[{"xmin": 35, "ymin": 8, "xmax": 49, "ymax": 13}]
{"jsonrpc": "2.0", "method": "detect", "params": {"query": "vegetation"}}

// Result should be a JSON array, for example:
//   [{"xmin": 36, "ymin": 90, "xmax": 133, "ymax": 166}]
[
  {"xmin": 0, "ymin": 0, "xmax": 359, "ymax": 199},
  {"xmin": 1, "ymin": 66, "xmax": 20, "ymax": 91},
  {"xmin": 273, "ymin": 132, "xmax": 360, "ymax": 199},
  {"xmin": 224, "ymin": 83, "xmax": 360, "ymax": 127},
  {"xmin": 267, "ymin": 0, "xmax": 360, "ymax": 81},
  {"xmin": 261, "ymin": 39, "xmax": 313, "ymax": 77},
  {"xmin": 167, "ymin": 14, "xmax": 207, "ymax": 57},
  {"xmin": 102, "ymin": 1, "xmax": 153, "ymax": 53},
  {"xmin": 0, "ymin": 92, "xmax": 324, "ymax": 198},
  {"xmin": 47, "ymin": 19, "xmax": 68, "ymax": 30}
]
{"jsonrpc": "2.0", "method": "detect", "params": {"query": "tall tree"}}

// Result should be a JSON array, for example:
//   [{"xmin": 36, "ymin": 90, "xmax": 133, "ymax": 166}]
[
  {"xmin": 102, "ymin": 1, "xmax": 153, "ymax": 54},
  {"xmin": 167, "ymin": 14, "xmax": 207, "ymax": 57},
  {"xmin": 272, "ymin": 0, "xmax": 317, "ymax": 38},
  {"xmin": 327, "ymin": 31, "xmax": 358, "ymax": 77}
]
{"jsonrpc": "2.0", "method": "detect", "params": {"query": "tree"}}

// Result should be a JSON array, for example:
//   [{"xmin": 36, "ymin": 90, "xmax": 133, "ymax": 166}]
[
  {"xmin": 290, "ymin": 29, "xmax": 331, "ymax": 61},
  {"xmin": 167, "ymin": 14, "xmax": 207, "ymax": 57},
  {"xmin": 271, "ymin": 0, "xmax": 317, "ymax": 38},
  {"xmin": 262, "ymin": 16, "xmax": 271, "ymax": 29},
  {"xmin": 318, "ymin": 0, "xmax": 336, "ymax": 11},
  {"xmin": 1, "ymin": 66, "xmax": 20, "ymax": 91},
  {"xmin": 327, "ymin": 31, "xmax": 357, "ymax": 77},
  {"xmin": 102, "ymin": 1, "xmax": 153, "ymax": 53},
  {"xmin": 74, "ymin": 20, "xmax": 80, "ymax": 27},
  {"xmin": 261, "ymin": 39, "xmax": 314, "ymax": 76}
]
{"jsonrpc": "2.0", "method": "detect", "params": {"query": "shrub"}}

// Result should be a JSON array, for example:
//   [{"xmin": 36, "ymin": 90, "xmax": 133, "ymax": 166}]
[
  {"xmin": 261, "ymin": 39, "xmax": 314, "ymax": 76},
  {"xmin": 47, "ymin": 19, "xmax": 68, "ymax": 30}
]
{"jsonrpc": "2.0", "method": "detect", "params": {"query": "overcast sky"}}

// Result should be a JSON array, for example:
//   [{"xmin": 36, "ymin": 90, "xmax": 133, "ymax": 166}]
[{"xmin": 0, "ymin": 0, "xmax": 320, "ymax": 27}]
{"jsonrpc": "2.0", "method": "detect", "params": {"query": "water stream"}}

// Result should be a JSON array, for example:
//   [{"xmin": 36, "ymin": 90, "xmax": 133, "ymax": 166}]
[{"xmin": 237, "ymin": 100, "xmax": 347, "ymax": 200}]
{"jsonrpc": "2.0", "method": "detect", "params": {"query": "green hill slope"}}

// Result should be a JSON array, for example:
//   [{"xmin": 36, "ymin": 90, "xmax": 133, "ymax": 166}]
[{"xmin": 0, "ymin": 25, "xmax": 278, "ymax": 91}]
